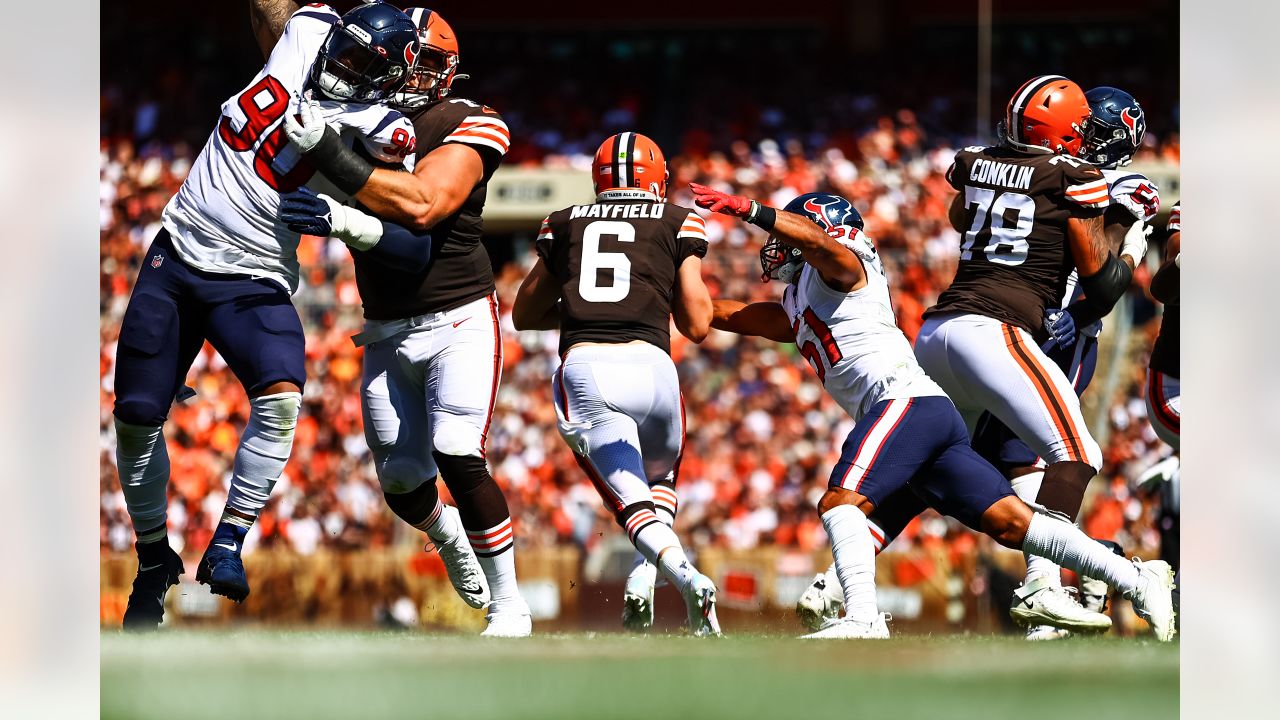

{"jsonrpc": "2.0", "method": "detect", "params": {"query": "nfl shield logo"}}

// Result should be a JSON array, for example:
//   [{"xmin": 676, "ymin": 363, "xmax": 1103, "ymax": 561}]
[{"xmin": 151, "ymin": 254, "xmax": 164, "ymax": 268}]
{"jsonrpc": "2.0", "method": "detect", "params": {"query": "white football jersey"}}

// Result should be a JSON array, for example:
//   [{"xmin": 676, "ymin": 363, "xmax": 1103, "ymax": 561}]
[
  {"xmin": 1059, "ymin": 167, "xmax": 1162, "ymax": 336},
  {"xmin": 781, "ymin": 227, "xmax": 946, "ymax": 422},
  {"xmin": 162, "ymin": 5, "xmax": 417, "ymax": 293}
]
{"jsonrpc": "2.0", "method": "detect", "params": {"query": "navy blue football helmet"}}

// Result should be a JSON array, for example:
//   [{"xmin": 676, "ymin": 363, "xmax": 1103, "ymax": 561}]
[
  {"xmin": 310, "ymin": 3, "xmax": 421, "ymax": 103},
  {"xmin": 1083, "ymin": 86, "xmax": 1146, "ymax": 168},
  {"xmin": 760, "ymin": 193, "xmax": 864, "ymax": 283}
]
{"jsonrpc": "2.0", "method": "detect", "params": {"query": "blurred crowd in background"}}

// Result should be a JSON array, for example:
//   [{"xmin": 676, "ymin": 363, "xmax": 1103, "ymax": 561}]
[{"xmin": 100, "ymin": 87, "xmax": 1180, "ymax": 565}]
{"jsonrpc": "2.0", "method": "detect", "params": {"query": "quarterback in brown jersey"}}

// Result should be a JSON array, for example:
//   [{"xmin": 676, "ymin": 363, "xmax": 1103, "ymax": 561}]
[
  {"xmin": 912, "ymin": 75, "xmax": 1164, "ymax": 632},
  {"xmin": 512, "ymin": 132, "xmax": 722, "ymax": 636},
  {"xmin": 263, "ymin": 2, "xmax": 530, "ymax": 636}
]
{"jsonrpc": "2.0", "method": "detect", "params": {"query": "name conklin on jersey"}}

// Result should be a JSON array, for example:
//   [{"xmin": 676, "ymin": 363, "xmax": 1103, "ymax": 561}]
[{"xmin": 969, "ymin": 158, "xmax": 1035, "ymax": 190}]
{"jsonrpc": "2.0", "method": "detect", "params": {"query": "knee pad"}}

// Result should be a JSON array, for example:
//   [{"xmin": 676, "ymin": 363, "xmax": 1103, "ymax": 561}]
[
  {"xmin": 114, "ymin": 397, "xmax": 171, "ymax": 428},
  {"xmin": 376, "ymin": 456, "xmax": 434, "ymax": 495},
  {"xmin": 431, "ymin": 420, "xmax": 484, "ymax": 458}
]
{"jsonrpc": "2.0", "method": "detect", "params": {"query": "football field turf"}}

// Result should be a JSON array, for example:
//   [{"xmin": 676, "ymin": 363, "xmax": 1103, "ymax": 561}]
[{"xmin": 101, "ymin": 630, "xmax": 1177, "ymax": 720}]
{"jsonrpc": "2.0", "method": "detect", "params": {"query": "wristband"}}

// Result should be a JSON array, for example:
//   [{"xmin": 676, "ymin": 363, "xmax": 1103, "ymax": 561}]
[
  {"xmin": 747, "ymin": 202, "xmax": 777, "ymax": 232},
  {"xmin": 308, "ymin": 126, "xmax": 375, "ymax": 197}
]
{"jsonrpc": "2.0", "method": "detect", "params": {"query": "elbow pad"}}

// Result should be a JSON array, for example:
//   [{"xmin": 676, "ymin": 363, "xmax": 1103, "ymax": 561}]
[{"xmin": 1065, "ymin": 253, "xmax": 1133, "ymax": 328}]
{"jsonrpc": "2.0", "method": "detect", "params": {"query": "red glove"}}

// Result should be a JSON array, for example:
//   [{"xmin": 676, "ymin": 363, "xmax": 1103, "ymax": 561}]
[{"xmin": 689, "ymin": 182, "xmax": 753, "ymax": 217}]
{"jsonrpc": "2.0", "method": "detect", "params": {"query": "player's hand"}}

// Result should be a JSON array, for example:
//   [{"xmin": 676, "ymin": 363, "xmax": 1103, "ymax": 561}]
[
  {"xmin": 1119, "ymin": 220, "xmax": 1152, "ymax": 264},
  {"xmin": 1042, "ymin": 308, "xmax": 1076, "ymax": 350},
  {"xmin": 279, "ymin": 188, "xmax": 338, "ymax": 237},
  {"xmin": 689, "ymin": 183, "xmax": 752, "ymax": 217},
  {"xmin": 283, "ymin": 93, "xmax": 330, "ymax": 153}
]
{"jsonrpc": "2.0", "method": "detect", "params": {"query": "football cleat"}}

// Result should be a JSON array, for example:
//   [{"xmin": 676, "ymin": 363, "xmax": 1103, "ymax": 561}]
[
  {"xmin": 481, "ymin": 599, "xmax": 532, "ymax": 638},
  {"xmin": 1127, "ymin": 559, "xmax": 1177, "ymax": 642},
  {"xmin": 1025, "ymin": 625, "xmax": 1072, "ymax": 641},
  {"xmin": 800, "ymin": 613, "xmax": 891, "ymax": 640},
  {"xmin": 622, "ymin": 561, "xmax": 657, "ymax": 631},
  {"xmin": 430, "ymin": 506, "xmax": 490, "ymax": 609},
  {"xmin": 1080, "ymin": 575, "xmax": 1110, "ymax": 613},
  {"xmin": 682, "ymin": 573, "xmax": 722, "ymax": 637},
  {"xmin": 796, "ymin": 571, "xmax": 844, "ymax": 632},
  {"xmin": 122, "ymin": 544, "xmax": 185, "ymax": 631},
  {"xmin": 196, "ymin": 542, "xmax": 250, "ymax": 603},
  {"xmin": 1010, "ymin": 575, "xmax": 1111, "ymax": 633}
]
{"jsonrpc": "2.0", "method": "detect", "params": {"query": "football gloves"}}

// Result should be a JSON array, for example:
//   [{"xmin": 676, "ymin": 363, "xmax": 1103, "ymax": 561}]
[
  {"xmin": 1042, "ymin": 308, "xmax": 1077, "ymax": 351},
  {"xmin": 283, "ymin": 93, "xmax": 330, "ymax": 153},
  {"xmin": 1119, "ymin": 220, "xmax": 1152, "ymax": 265},
  {"xmin": 279, "ymin": 188, "xmax": 382, "ymax": 251},
  {"xmin": 689, "ymin": 183, "xmax": 752, "ymax": 217}
]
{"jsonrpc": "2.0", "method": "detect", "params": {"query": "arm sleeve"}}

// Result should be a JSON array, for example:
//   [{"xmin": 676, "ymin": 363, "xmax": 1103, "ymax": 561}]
[
  {"xmin": 354, "ymin": 220, "xmax": 433, "ymax": 273},
  {"xmin": 676, "ymin": 210, "xmax": 710, "ymax": 260},
  {"xmin": 944, "ymin": 152, "xmax": 968, "ymax": 190}
]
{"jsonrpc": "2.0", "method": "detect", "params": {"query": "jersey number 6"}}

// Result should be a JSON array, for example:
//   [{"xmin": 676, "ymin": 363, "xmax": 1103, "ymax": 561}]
[
  {"xmin": 578, "ymin": 221, "xmax": 635, "ymax": 303},
  {"xmin": 218, "ymin": 75, "xmax": 315, "ymax": 192}
]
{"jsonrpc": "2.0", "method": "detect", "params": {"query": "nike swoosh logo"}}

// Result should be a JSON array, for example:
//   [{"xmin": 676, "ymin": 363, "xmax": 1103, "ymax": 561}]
[
  {"xmin": 452, "ymin": 317, "xmax": 470, "ymax": 328},
  {"xmin": 460, "ymin": 584, "xmax": 483, "ymax": 595},
  {"xmin": 215, "ymin": 543, "xmax": 238, "ymax": 553},
  {"xmin": 138, "ymin": 563, "xmax": 163, "ymax": 572}
]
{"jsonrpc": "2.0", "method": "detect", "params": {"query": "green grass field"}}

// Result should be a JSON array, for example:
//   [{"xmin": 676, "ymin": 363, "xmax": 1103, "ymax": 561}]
[{"xmin": 101, "ymin": 631, "xmax": 1177, "ymax": 720}]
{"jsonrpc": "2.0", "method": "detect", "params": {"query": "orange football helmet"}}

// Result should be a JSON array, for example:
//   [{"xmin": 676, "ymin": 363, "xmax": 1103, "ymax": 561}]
[
  {"xmin": 395, "ymin": 8, "xmax": 465, "ymax": 108},
  {"xmin": 592, "ymin": 132, "xmax": 669, "ymax": 200},
  {"xmin": 1002, "ymin": 75, "xmax": 1091, "ymax": 156}
]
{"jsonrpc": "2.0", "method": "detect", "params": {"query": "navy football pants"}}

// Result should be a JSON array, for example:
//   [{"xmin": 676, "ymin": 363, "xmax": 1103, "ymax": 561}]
[{"xmin": 113, "ymin": 230, "xmax": 306, "ymax": 427}]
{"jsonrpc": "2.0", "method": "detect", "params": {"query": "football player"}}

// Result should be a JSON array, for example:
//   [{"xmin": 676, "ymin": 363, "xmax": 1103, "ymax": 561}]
[
  {"xmin": 114, "ymin": 2, "xmax": 423, "ymax": 628},
  {"xmin": 802, "ymin": 86, "xmax": 1163, "ymax": 638},
  {"xmin": 911, "ymin": 75, "xmax": 1152, "ymax": 632},
  {"xmin": 273, "ymin": 5, "xmax": 531, "ymax": 636},
  {"xmin": 1147, "ymin": 202, "xmax": 1180, "ymax": 449},
  {"xmin": 511, "ymin": 133, "xmax": 721, "ymax": 636},
  {"xmin": 695, "ymin": 187, "xmax": 1175, "ymax": 641}
]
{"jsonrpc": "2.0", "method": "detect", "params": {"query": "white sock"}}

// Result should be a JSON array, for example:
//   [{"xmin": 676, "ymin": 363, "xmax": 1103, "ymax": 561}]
[
  {"xmin": 225, "ymin": 392, "xmax": 300, "ymax": 523},
  {"xmin": 1022, "ymin": 513, "xmax": 1139, "ymax": 596},
  {"xmin": 821, "ymin": 563, "xmax": 844, "ymax": 605},
  {"xmin": 633, "ymin": 518, "xmax": 696, "ymax": 593},
  {"xmin": 630, "ymin": 499, "xmax": 676, "ymax": 581},
  {"xmin": 1010, "ymin": 471, "xmax": 1062, "ymax": 585},
  {"xmin": 416, "ymin": 499, "xmax": 461, "ymax": 544},
  {"xmin": 656, "ymin": 545, "xmax": 698, "ymax": 595},
  {"xmin": 823, "ymin": 505, "xmax": 878, "ymax": 623},
  {"xmin": 114, "ymin": 419, "xmax": 170, "ymax": 534},
  {"xmin": 466, "ymin": 518, "xmax": 523, "ymax": 611}
]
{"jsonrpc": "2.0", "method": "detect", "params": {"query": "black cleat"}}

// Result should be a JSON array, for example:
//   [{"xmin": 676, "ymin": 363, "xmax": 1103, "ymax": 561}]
[
  {"xmin": 122, "ymin": 544, "xmax": 185, "ymax": 631},
  {"xmin": 196, "ymin": 542, "xmax": 250, "ymax": 603}
]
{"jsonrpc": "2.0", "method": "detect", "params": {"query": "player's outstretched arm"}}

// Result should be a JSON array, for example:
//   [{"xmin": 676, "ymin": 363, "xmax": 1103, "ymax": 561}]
[
  {"xmin": 689, "ymin": 184, "xmax": 865, "ymax": 292},
  {"xmin": 512, "ymin": 260, "xmax": 562, "ymax": 331},
  {"xmin": 249, "ymin": 0, "xmax": 299, "ymax": 60},
  {"xmin": 673, "ymin": 256, "xmax": 713, "ymax": 343},
  {"xmin": 711, "ymin": 299, "xmax": 796, "ymax": 343},
  {"xmin": 1062, "ymin": 214, "xmax": 1135, "ymax": 327},
  {"xmin": 278, "ymin": 189, "xmax": 434, "ymax": 272},
  {"xmin": 1150, "ymin": 230, "xmax": 1181, "ymax": 305}
]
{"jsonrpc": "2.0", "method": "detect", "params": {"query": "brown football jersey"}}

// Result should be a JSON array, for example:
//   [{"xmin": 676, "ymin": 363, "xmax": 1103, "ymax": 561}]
[
  {"xmin": 925, "ymin": 144, "xmax": 1110, "ymax": 333},
  {"xmin": 354, "ymin": 98, "xmax": 510, "ymax": 320},
  {"xmin": 537, "ymin": 198, "xmax": 709, "ymax": 355}
]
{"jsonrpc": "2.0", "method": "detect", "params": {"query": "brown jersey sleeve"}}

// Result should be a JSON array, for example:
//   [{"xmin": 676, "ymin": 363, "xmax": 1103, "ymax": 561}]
[
  {"xmin": 1060, "ymin": 159, "xmax": 1110, "ymax": 214},
  {"xmin": 413, "ymin": 98, "xmax": 511, "ymax": 179},
  {"xmin": 675, "ymin": 209, "xmax": 710, "ymax": 260},
  {"xmin": 945, "ymin": 148, "xmax": 977, "ymax": 190}
]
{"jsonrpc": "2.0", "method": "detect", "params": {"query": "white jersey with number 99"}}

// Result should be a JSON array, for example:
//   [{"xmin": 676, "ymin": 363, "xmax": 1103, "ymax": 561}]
[{"xmin": 161, "ymin": 5, "xmax": 417, "ymax": 293}]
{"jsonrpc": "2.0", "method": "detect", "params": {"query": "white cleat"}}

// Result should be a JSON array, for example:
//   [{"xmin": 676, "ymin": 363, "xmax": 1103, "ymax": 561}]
[
  {"xmin": 622, "ymin": 561, "xmax": 657, "ymax": 631},
  {"xmin": 1025, "ymin": 624, "xmax": 1072, "ymax": 641},
  {"xmin": 796, "ymin": 572, "xmax": 843, "ymax": 632},
  {"xmin": 481, "ymin": 599, "xmax": 532, "ymax": 638},
  {"xmin": 1128, "ymin": 558, "xmax": 1177, "ymax": 642},
  {"xmin": 682, "ymin": 573, "xmax": 722, "ymax": 637},
  {"xmin": 1080, "ymin": 574, "xmax": 1110, "ymax": 614},
  {"xmin": 800, "ymin": 613, "xmax": 891, "ymax": 640},
  {"xmin": 430, "ymin": 507, "xmax": 490, "ymax": 609},
  {"xmin": 1010, "ymin": 575, "xmax": 1112, "ymax": 633}
]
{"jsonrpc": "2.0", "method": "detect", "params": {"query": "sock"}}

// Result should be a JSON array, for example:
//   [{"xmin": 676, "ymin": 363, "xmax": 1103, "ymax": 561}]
[
  {"xmin": 823, "ymin": 504, "xmax": 878, "ymax": 623},
  {"xmin": 224, "ymin": 392, "xmax": 300, "ymax": 527},
  {"xmin": 821, "ymin": 563, "xmax": 844, "ymax": 605},
  {"xmin": 635, "ymin": 483, "xmax": 679, "ymax": 583},
  {"xmin": 1022, "ymin": 513, "xmax": 1139, "ymax": 596},
  {"xmin": 384, "ymin": 482, "xmax": 459, "ymax": 544},
  {"xmin": 210, "ymin": 519, "xmax": 248, "ymax": 554},
  {"xmin": 656, "ymin": 545, "xmax": 698, "ymax": 595},
  {"xmin": 1008, "ymin": 470, "xmax": 1060, "ymax": 585},
  {"xmin": 437, "ymin": 452, "xmax": 523, "ymax": 611},
  {"xmin": 114, "ymin": 419, "xmax": 171, "ymax": 538}
]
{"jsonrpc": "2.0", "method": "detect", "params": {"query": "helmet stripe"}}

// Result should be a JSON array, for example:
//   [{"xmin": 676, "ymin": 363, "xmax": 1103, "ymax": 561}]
[
  {"xmin": 609, "ymin": 133, "xmax": 624, "ymax": 188},
  {"xmin": 1010, "ymin": 75, "xmax": 1066, "ymax": 144},
  {"xmin": 623, "ymin": 131, "xmax": 637, "ymax": 188}
]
